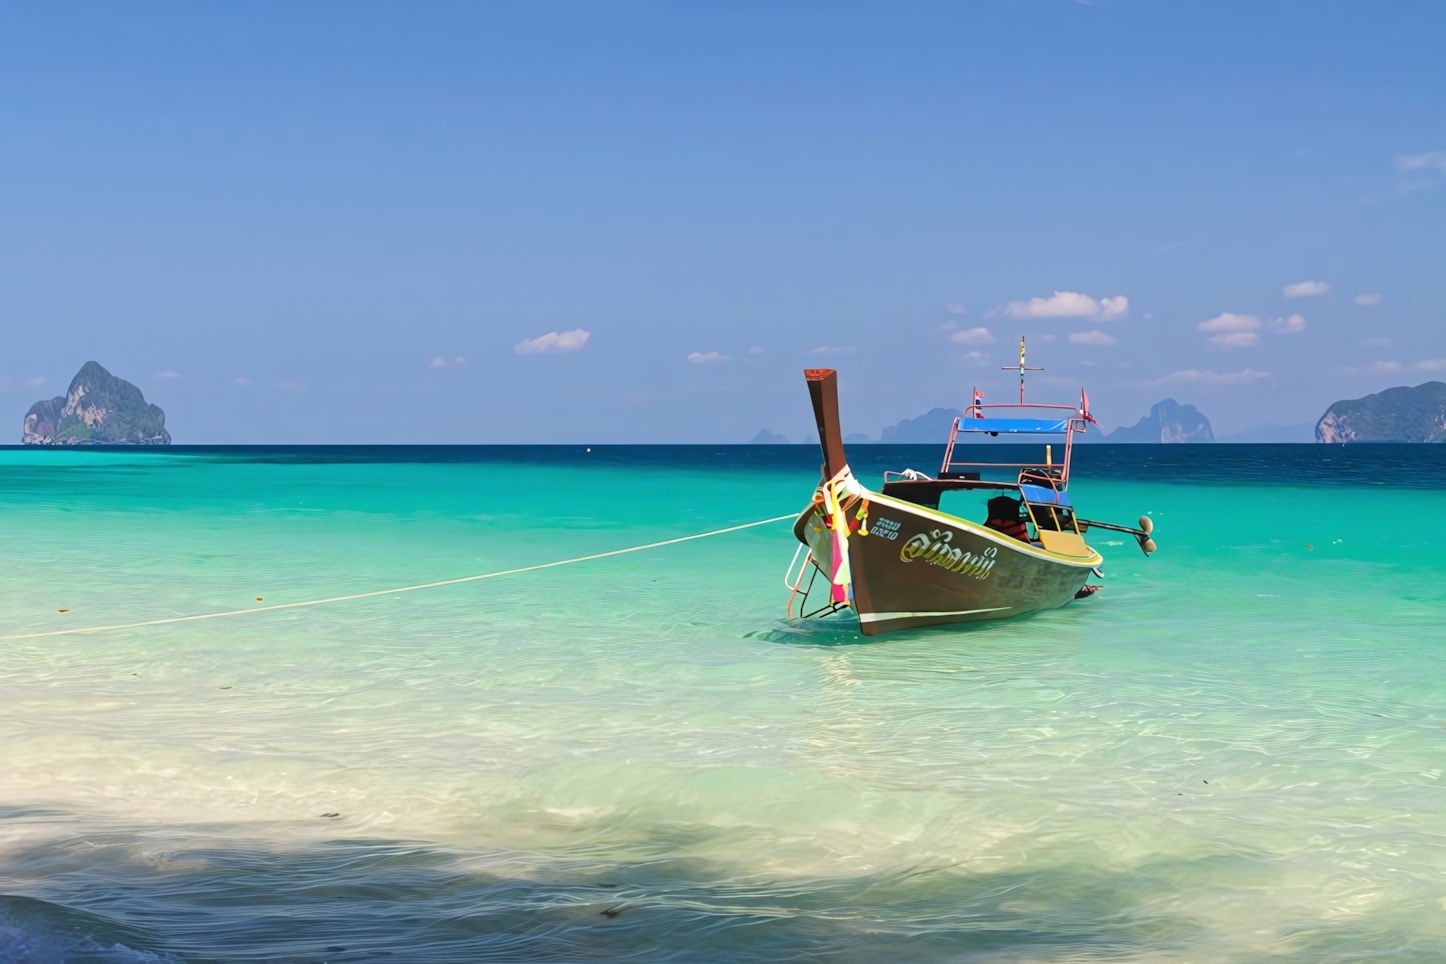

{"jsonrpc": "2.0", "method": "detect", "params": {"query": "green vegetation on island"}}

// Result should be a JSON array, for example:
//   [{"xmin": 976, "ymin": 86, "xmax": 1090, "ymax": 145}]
[{"xmin": 1316, "ymin": 381, "xmax": 1446, "ymax": 443}]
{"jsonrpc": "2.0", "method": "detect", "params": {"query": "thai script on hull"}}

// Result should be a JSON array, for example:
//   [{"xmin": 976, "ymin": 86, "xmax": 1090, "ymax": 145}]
[{"xmin": 899, "ymin": 529, "xmax": 998, "ymax": 579}]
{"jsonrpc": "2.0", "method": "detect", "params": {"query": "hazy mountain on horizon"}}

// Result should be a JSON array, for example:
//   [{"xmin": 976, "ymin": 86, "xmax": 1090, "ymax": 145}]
[{"xmin": 1104, "ymin": 399, "xmax": 1214, "ymax": 443}]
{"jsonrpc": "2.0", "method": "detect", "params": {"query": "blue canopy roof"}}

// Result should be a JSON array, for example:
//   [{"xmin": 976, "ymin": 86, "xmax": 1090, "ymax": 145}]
[
  {"xmin": 1020, "ymin": 483, "xmax": 1071, "ymax": 506},
  {"xmin": 956, "ymin": 418, "xmax": 1071, "ymax": 434}
]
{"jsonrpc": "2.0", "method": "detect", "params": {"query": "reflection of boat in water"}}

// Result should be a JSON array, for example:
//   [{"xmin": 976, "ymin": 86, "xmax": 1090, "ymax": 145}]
[{"xmin": 785, "ymin": 341, "xmax": 1156, "ymax": 637}]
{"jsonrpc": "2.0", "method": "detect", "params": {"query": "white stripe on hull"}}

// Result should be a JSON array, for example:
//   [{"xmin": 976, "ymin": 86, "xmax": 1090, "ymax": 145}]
[{"xmin": 859, "ymin": 607, "xmax": 1013, "ymax": 624}]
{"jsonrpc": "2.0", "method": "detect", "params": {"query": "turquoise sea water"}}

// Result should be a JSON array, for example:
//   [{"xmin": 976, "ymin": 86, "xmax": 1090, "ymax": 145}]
[{"xmin": 2, "ymin": 444, "xmax": 1445, "ymax": 962}]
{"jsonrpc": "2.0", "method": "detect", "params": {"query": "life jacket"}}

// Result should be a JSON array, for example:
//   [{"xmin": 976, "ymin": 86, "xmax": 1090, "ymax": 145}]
[
  {"xmin": 987, "ymin": 516, "xmax": 1029, "ymax": 541},
  {"xmin": 985, "ymin": 494, "xmax": 1030, "ymax": 541}
]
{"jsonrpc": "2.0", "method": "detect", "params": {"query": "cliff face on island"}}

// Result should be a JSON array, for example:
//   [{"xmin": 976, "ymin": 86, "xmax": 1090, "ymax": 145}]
[
  {"xmin": 22, "ymin": 362, "xmax": 170, "ymax": 445},
  {"xmin": 1316, "ymin": 382, "xmax": 1446, "ymax": 443},
  {"xmin": 1106, "ymin": 399, "xmax": 1214, "ymax": 443}
]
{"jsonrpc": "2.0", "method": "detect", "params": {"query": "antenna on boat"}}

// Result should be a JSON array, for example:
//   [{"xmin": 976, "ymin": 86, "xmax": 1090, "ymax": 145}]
[{"xmin": 1001, "ymin": 336, "xmax": 1043, "ymax": 404}]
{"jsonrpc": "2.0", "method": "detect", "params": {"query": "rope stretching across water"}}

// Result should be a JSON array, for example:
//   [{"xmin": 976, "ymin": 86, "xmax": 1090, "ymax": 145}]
[{"xmin": 1, "ymin": 513, "xmax": 799, "ymax": 641}]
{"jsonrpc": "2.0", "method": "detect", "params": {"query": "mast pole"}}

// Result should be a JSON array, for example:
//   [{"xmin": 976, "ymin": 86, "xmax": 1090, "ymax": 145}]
[{"xmin": 1000, "ymin": 336, "xmax": 1043, "ymax": 404}]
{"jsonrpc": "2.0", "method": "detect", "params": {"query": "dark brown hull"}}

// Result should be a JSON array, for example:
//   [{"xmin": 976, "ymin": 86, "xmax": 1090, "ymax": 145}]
[{"xmin": 797, "ymin": 489, "xmax": 1101, "ymax": 636}]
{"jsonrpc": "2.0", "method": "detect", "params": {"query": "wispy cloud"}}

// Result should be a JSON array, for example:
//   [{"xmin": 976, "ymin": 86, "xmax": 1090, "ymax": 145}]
[
  {"xmin": 1069, "ymin": 329, "xmax": 1117, "ymax": 346},
  {"xmin": 959, "ymin": 351, "xmax": 990, "ymax": 365},
  {"xmin": 1268, "ymin": 314, "xmax": 1307, "ymax": 333},
  {"xmin": 1414, "ymin": 359, "xmax": 1446, "ymax": 372},
  {"xmin": 233, "ymin": 377, "xmax": 253, "ymax": 386},
  {"xmin": 1397, "ymin": 152, "xmax": 1446, "ymax": 173},
  {"xmin": 1197, "ymin": 312, "xmax": 1261, "ymax": 347},
  {"xmin": 515, "ymin": 329, "xmax": 591, "ymax": 354},
  {"xmin": 429, "ymin": 356, "xmax": 467, "ymax": 369},
  {"xmin": 0, "ymin": 375, "xmax": 46, "ymax": 391},
  {"xmin": 686, "ymin": 351, "xmax": 729, "ymax": 365},
  {"xmin": 1283, "ymin": 280, "xmax": 1329, "ymax": 298},
  {"xmin": 1355, "ymin": 293, "xmax": 1383, "ymax": 306},
  {"xmin": 749, "ymin": 345, "xmax": 765, "ymax": 355},
  {"xmin": 276, "ymin": 378, "xmax": 305, "ymax": 393},
  {"xmin": 945, "ymin": 303, "xmax": 968, "ymax": 315},
  {"xmin": 949, "ymin": 327, "xmax": 995, "ymax": 345},
  {"xmin": 1369, "ymin": 361, "xmax": 1402, "ymax": 374},
  {"xmin": 1150, "ymin": 368, "xmax": 1270, "ymax": 386},
  {"xmin": 807, "ymin": 345, "xmax": 855, "ymax": 355},
  {"xmin": 153, "ymin": 370, "xmax": 181, "ymax": 380},
  {"xmin": 999, "ymin": 291, "xmax": 1128, "ymax": 320}
]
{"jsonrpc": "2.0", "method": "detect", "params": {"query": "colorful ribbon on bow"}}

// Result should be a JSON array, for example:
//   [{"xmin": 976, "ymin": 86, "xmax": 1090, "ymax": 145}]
[{"xmin": 820, "ymin": 466, "xmax": 861, "ymax": 605}]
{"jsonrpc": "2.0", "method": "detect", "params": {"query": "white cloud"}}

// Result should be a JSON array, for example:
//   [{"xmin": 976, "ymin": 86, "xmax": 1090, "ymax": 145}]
[
  {"xmin": 949, "ymin": 327, "xmax": 995, "ymax": 345},
  {"xmin": 154, "ymin": 370, "xmax": 181, "ymax": 380},
  {"xmin": 807, "ymin": 345, "xmax": 855, "ymax": 355},
  {"xmin": 1098, "ymin": 296, "xmax": 1128, "ymax": 319},
  {"xmin": 233, "ymin": 377, "xmax": 253, "ymax": 386},
  {"xmin": 429, "ymin": 356, "xmax": 467, "ymax": 369},
  {"xmin": 1283, "ymin": 280, "xmax": 1329, "ymax": 298},
  {"xmin": 1355, "ymin": 293, "xmax": 1383, "ymax": 306},
  {"xmin": 1397, "ymin": 152, "xmax": 1446, "ymax": 173},
  {"xmin": 1154, "ymin": 368, "xmax": 1271, "ymax": 386},
  {"xmin": 1197, "ymin": 313, "xmax": 1261, "ymax": 333},
  {"xmin": 23, "ymin": 375, "xmax": 45, "ymax": 387},
  {"xmin": 945, "ymin": 303, "xmax": 968, "ymax": 315},
  {"xmin": 686, "ymin": 351, "xmax": 730, "ymax": 364},
  {"xmin": 514, "ymin": 329, "xmax": 591, "ymax": 354},
  {"xmin": 1415, "ymin": 359, "xmax": 1446, "ymax": 372},
  {"xmin": 749, "ymin": 345, "xmax": 765, "ymax": 354},
  {"xmin": 960, "ymin": 351, "xmax": 989, "ymax": 364},
  {"xmin": 1369, "ymin": 361, "xmax": 1402, "ymax": 373},
  {"xmin": 1269, "ymin": 314, "xmax": 1307, "ymax": 333},
  {"xmin": 1070, "ymin": 330, "xmax": 1117, "ymax": 346},
  {"xmin": 1000, "ymin": 291, "xmax": 1129, "ymax": 320},
  {"xmin": 1197, "ymin": 312, "xmax": 1261, "ymax": 347}
]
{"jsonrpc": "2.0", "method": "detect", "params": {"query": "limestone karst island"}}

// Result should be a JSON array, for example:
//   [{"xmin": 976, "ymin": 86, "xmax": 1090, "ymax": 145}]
[{"xmin": 22, "ymin": 361, "xmax": 170, "ymax": 445}]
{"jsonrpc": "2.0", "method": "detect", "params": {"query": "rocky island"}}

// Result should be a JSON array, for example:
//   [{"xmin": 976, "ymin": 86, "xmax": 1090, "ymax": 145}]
[
  {"xmin": 1106, "ymin": 398, "xmax": 1214, "ymax": 443},
  {"xmin": 22, "ymin": 362, "xmax": 171, "ymax": 445},
  {"xmin": 1316, "ymin": 381, "xmax": 1446, "ymax": 443}
]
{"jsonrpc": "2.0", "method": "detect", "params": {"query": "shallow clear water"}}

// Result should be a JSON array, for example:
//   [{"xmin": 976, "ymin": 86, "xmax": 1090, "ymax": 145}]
[{"xmin": 2, "ymin": 444, "xmax": 1445, "ymax": 962}]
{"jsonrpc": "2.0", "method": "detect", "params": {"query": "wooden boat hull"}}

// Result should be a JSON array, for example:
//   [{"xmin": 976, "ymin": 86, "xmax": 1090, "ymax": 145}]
[{"xmin": 796, "ymin": 489, "xmax": 1101, "ymax": 636}]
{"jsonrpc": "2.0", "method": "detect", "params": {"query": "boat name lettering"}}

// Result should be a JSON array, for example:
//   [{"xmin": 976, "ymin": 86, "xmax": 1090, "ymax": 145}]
[
  {"xmin": 899, "ymin": 529, "xmax": 997, "ymax": 579},
  {"xmin": 871, "ymin": 517, "xmax": 901, "ymax": 540}
]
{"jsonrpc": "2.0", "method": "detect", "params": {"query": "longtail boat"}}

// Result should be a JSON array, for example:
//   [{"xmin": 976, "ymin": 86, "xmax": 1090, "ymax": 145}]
[{"xmin": 785, "ymin": 339, "xmax": 1155, "ymax": 636}]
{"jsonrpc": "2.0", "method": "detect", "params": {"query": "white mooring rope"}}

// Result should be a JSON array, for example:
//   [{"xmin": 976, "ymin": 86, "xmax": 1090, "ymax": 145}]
[{"xmin": 1, "ymin": 513, "xmax": 798, "ymax": 641}]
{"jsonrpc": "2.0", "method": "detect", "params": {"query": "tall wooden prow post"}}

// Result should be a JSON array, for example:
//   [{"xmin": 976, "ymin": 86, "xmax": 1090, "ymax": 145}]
[{"xmin": 805, "ymin": 369, "xmax": 849, "ymax": 481}]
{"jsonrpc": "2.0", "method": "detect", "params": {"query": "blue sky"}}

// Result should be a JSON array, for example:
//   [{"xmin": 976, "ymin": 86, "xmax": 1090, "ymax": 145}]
[{"xmin": 2, "ymin": 1, "xmax": 1442, "ymax": 442}]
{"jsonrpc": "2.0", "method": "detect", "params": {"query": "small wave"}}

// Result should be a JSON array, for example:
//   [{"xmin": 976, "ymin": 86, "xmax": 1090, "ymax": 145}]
[{"xmin": 0, "ymin": 895, "xmax": 178, "ymax": 964}]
